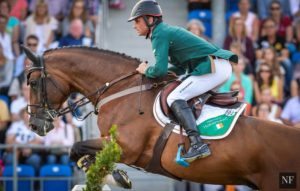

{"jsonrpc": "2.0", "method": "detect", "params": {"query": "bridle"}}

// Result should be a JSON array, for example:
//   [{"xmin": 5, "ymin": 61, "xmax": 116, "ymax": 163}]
[
  {"xmin": 26, "ymin": 54, "xmax": 141, "ymax": 135},
  {"xmin": 26, "ymin": 55, "xmax": 63, "ymax": 120},
  {"xmin": 25, "ymin": 48, "xmax": 175, "ymax": 136}
]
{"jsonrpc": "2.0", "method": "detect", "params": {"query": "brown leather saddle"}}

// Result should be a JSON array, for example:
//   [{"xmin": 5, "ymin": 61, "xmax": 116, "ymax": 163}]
[{"xmin": 160, "ymin": 81, "xmax": 239, "ymax": 119}]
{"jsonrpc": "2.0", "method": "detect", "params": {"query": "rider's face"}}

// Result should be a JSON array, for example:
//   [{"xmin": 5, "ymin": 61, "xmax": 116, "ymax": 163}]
[{"xmin": 133, "ymin": 17, "xmax": 149, "ymax": 36}]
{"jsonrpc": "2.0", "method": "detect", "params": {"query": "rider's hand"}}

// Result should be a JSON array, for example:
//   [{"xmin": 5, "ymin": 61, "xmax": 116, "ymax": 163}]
[{"xmin": 136, "ymin": 62, "xmax": 148, "ymax": 74}]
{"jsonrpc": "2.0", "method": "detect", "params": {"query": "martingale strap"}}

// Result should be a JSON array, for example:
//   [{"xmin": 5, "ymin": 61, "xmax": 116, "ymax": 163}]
[
  {"xmin": 95, "ymin": 83, "xmax": 154, "ymax": 112},
  {"xmin": 145, "ymin": 123, "xmax": 182, "ymax": 181}
]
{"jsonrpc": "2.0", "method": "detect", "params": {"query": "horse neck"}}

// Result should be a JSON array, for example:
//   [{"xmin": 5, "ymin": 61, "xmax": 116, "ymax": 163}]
[{"xmin": 46, "ymin": 49, "xmax": 139, "ymax": 104}]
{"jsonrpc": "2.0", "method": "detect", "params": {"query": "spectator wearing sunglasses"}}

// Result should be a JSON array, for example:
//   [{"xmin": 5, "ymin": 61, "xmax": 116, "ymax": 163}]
[
  {"xmin": 8, "ymin": 35, "xmax": 39, "ymax": 100},
  {"xmin": 262, "ymin": 1, "xmax": 293, "ymax": 42},
  {"xmin": 256, "ymin": 0, "xmax": 291, "ymax": 20},
  {"xmin": 254, "ymin": 63, "xmax": 283, "ymax": 104}
]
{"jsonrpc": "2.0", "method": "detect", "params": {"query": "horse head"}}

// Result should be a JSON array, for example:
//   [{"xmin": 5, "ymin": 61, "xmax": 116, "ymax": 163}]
[{"xmin": 22, "ymin": 46, "xmax": 67, "ymax": 136}]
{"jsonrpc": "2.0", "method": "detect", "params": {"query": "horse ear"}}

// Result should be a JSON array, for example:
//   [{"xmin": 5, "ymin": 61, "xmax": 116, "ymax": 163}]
[{"xmin": 21, "ymin": 45, "xmax": 39, "ymax": 64}]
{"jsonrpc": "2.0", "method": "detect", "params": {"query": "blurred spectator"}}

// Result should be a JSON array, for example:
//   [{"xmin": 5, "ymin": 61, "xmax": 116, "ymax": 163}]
[
  {"xmin": 229, "ymin": 42, "xmax": 253, "ymax": 77},
  {"xmin": 254, "ymin": 63, "xmax": 283, "ymax": 103},
  {"xmin": 257, "ymin": 0, "xmax": 291, "ymax": 20},
  {"xmin": 44, "ymin": 117, "xmax": 74, "ymax": 165},
  {"xmin": 281, "ymin": 78, "xmax": 300, "ymax": 127},
  {"xmin": 15, "ymin": 34, "xmax": 38, "ymax": 77},
  {"xmin": 9, "ymin": 0, "xmax": 28, "ymax": 21},
  {"xmin": 291, "ymin": 66, "xmax": 300, "ymax": 97},
  {"xmin": 255, "ymin": 47, "xmax": 284, "ymax": 78},
  {"xmin": 29, "ymin": 0, "xmax": 68, "ymax": 21},
  {"xmin": 290, "ymin": 18, "xmax": 300, "ymax": 54},
  {"xmin": 256, "ymin": 102, "xmax": 283, "ymax": 123},
  {"xmin": 10, "ymin": 81, "xmax": 29, "ymax": 122},
  {"xmin": 85, "ymin": 0, "xmax": 101, "ymax": 27},
  {"xmin": 187, "ymin": 0, "xmax": 211, "ymax": 12},
  {"xmin": 224, "ymin": 17, "xmax": 255, "ymax": 71},
  {"xmin": 230, "ymin": 0, "xmax": 260, "ymax": 41},
  {"xmin": 261, "ymin": 1, "xmax": 293, "ymax": 42},
  {"xmin": 0, "ymin": 99, "xmax": 10, "ymax": 147},
  {"xmin": 186, "ymin": 19, "xmax": 210, "ymax": 41},
  {"xmin": 0, "ymin": 46, "xmax": 13, "ymax": 95},
  {"xmin": 24, "ymin": 0, "xmax": 58, "ymax": 52},
  {"xmin": 252, "ymin": 88, "xmax": 282, "ymax": 118},
  {"xmin": 4, "ymin": 107, "xmax": 43, "ymax": 173},
  {"xmin": 0, "ymin": 0, "xmax": 21, "ymax": 57},
  {"xmin": 291, "ymin": 0, "xmax": 300, "ymax": 17},
  {"xmin": 291, "ymin": 78, "xmax": 299, "ymax": 97},
  {"xmin": 8, "ymin": 35, "xmax": 38, "ymax": 100},
  {"xmin": 59, "ymin": 18, "xmax": 92, "ymax": 47},
  {"xmin": 0, "ymin": 14, "xmax": 14, "ymax": 61},
  {"xmin": 256, "ymin": 18, "xmax": 293, "ymax": 89},
  {"xmin": 62, "ymin": 0, "xmax": 94, "ymax": 39},
  {"xmin": 219, "ymin": 56, "xmax": 253, "ymax": 114}
]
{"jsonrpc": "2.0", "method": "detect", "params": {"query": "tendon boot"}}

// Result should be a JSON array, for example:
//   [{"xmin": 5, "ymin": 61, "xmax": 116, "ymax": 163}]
[
  {"xmin": 171, "ymin": 100, "xmax": 211, "ymax": 162},
  {"xmin": 77, "ymin": 155, "xmax": 132, "ymax": 189}
]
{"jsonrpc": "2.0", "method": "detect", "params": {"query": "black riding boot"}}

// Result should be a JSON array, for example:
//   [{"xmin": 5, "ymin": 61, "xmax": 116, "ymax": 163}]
[{"xmin": 171, "ymin": 100, "xmax": 211, "ymax": 162}]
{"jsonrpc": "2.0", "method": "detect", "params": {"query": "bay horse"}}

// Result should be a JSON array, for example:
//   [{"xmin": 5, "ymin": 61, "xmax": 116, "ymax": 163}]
[{"xmin": 24, "ymin": 46, "xmax": 300, "ymax": 190}]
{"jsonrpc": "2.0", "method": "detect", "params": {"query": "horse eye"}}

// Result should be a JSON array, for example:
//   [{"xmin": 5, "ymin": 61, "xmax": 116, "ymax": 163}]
[{"xmin": 30, "ymin": 80, "xmax": 38, "ymax": 88}]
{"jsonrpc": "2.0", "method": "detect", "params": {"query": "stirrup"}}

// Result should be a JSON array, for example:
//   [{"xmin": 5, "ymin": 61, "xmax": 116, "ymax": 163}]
[
  {"xmin": 182, "ymin": 143, "xmax": 211, "ymax": 163},
  {"xmin": 175, "ymin": 144, "xmax": 190, "ymax": 167}
]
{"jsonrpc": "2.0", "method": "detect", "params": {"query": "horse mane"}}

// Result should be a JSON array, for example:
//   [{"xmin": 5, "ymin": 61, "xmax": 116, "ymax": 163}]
[{"xmin": 43, "ymin": 46, "xmax": 142, "ymax": 63}]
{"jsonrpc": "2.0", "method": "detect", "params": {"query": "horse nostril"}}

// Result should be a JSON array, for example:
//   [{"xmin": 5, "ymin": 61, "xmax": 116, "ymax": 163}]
[{"xmin": 30, "ymin": 124, "xmax": 38, "ymax": 131}]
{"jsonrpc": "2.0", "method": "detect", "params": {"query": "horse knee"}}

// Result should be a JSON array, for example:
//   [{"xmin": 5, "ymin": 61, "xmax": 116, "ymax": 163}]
[
  {"xmin": 70, "ymin": 139, "xmax": 102, "ymax": 162},
  {"xmin": 70, "ymin": 141, "xmax": 85, "ymax": 162}
]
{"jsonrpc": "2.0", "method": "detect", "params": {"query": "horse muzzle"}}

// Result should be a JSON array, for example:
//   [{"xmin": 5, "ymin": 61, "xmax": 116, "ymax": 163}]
[{"xmin": 29, "ymin": 116, "xmax": 54, "ymax": 136}]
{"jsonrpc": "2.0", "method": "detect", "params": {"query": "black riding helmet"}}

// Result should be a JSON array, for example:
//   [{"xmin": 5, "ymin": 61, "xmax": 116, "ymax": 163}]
[
  {"xmin": 128, "ymin": 0, "xmax": 163, "ymax": 38},
  {"xmin": 128, "ymin": 0, "xmax": 162, "ymax": 22}
]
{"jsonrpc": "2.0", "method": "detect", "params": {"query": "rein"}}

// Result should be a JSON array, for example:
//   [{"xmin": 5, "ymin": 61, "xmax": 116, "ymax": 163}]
[
  {"xmin": 27, "ymin": 54, "xmax": 171, "ymax": 121},
  {"xmin": 57, "ymin": 71, "xmax": 170, "ymax": 119},
  {"xmin": 59, "ymin": 71, "xmax": 140, "ymax": 119}
]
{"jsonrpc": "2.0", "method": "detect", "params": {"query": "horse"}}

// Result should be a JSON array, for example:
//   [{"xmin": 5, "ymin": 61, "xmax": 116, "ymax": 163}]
[{"xmin": 24, "ymin": 46, "xmax": 300, "ymax": 190}]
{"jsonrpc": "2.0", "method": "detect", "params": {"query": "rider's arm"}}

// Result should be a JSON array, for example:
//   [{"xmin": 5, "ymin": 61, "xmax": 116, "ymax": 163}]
[{"xmin": 145, "ymin": 34, "xmax": 169, "ymax": 78}]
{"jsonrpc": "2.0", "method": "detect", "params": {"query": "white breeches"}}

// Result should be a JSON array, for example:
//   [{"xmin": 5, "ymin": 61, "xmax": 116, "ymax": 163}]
[{"xmin": 167, "ymin": 58, "xmax": 232, "ymax": 107}]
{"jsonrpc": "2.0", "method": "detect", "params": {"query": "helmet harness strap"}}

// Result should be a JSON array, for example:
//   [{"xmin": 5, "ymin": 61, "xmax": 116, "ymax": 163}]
[{"xmin": 142, "ymin": 15, "xmax": 159, "ymax": 39}]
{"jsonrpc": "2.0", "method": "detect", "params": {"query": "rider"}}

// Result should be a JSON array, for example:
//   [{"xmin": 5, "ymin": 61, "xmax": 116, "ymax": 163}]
[{"xmin": 129, "ymin": 0, "xmax": 238, "ymax": 162}]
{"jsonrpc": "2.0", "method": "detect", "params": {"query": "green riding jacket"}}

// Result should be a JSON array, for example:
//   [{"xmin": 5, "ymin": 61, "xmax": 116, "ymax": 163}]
[{"xmin": 145, "ymin": 22, "xmax": 238, "ymax": 78}]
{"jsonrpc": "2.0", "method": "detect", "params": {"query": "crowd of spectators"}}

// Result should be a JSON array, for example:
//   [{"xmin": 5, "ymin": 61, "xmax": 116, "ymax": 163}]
[
  {"xmin": 187, "ymin": 0, "xmax": 300, "ymax": 128},
  {"xmin": 186, "ymin": 0, "xmax": 300, "ymax": 190},
  {"xmin": 0, "ymin": 0, "xmax": 299, "ymax": 190}
]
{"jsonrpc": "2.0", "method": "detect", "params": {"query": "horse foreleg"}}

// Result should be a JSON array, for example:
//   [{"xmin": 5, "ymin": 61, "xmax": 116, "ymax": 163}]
[
  {"xmin": 70, "ymin": 138, "xmax": 103, "ymax": 162},
  {"xmin": 70, "ymin": 138, "xmax": 132, "ymax": 189}
]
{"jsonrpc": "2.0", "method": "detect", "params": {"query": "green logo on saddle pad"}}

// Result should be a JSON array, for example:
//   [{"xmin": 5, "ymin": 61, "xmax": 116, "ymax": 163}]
[
  {"xmin": 197, "ymin": 114, "xmax": 236, "ymax": 137},
  {"xmin": 195, "ymin": 103, "xmax": 246, "ymax": 139}
]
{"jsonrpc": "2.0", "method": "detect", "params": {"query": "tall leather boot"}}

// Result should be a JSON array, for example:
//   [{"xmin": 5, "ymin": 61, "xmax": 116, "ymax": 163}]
[{"xmin": 171, "ymin": 100, "xmax": 211, "ymax": 162}]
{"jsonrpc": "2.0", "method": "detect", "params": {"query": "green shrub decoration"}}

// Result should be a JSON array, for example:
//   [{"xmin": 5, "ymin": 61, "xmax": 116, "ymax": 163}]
[{"xmin": 84, "ymin": 125, "xmax": 122, "ymax": 191}]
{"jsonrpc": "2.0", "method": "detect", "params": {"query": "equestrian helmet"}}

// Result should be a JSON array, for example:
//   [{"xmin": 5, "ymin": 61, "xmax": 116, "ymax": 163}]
[{"xmin": 128, "ymin": 0, "xmax": 162, "ymax": 22}]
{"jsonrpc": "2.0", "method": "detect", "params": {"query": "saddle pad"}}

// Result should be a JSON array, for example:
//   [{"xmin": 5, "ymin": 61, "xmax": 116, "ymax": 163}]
[{"xmin": 153, "ymin": 92, "xmax": 247, "ymax": 140}]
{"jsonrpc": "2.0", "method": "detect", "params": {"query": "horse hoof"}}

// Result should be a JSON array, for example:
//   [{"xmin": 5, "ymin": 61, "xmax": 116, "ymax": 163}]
[
  {"xmin": 112, "ymin": 169, "xmax": 132, "ymax": 189},
  {"xmin": 77, "ymin": 155, "xmax": 94, "ymax": 172}
]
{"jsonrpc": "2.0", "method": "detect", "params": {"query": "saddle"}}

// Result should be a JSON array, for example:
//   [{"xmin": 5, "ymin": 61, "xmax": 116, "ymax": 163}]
[{"xmin": 160, "ymin": 81, "xmax": 239, "ymax": 119}]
